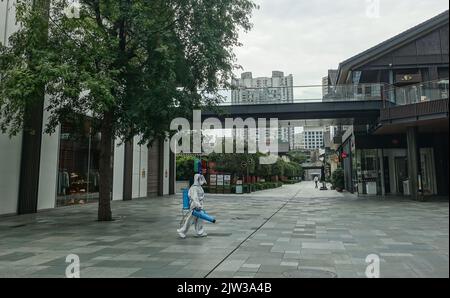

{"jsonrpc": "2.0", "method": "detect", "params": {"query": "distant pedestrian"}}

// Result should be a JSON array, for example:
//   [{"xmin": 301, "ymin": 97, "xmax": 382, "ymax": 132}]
[{"xmin": 314, "ymin": 176, "xmax": 319, "ymax": 188}]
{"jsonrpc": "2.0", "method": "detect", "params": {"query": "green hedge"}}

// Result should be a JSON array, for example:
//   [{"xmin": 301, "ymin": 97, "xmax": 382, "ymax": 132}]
[
  {"xmin": 282, "ymin": 180, "xmax": 299, "ymax": 185},
  {"xmin": 223, "ymin": 181, "xmax": 285, "ymax": 194}
]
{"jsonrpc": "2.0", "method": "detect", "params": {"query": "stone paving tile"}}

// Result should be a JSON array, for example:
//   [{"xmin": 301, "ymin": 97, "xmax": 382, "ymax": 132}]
[
  {"xmin": 0, "ymin": 252, "xmax": 36, "ymax": 262},
  {"xmin": 79, "ymin": 266, "xmax": 140, "ymax": 278},
  {"xmin": 0, "ymin": 182, "xmax": 448, "ymax": 278},
  {"xmin": 233, "ymin": 272, "xmax": 257, "ymax": 278}
]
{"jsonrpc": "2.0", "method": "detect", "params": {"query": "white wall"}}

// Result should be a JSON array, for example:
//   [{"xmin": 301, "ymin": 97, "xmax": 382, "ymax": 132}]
[
  {"xmin": 0, "ymin": 133, "xmax": 22, "ymax": 215},
  {"xmin": 163, "ymin": 138, "xmax": 170, "ymax": 195},
  {"xmin": 37, "ymin": 96, "xmax": 59, "ymax": 210},
  {"xmin": 1, "ymin": 0, "xmax": 20, "ymax": 46},
  {"xmin": 0, "ymin": 0, "xmax": 21, "ymax": 215},
  {"xmin": 0, "ymin": 0, "xmax": 7, "ymax": 44},
  {"xmin": 132, "ymin": 136, "xmax": 148, "ymax": 198},
  {"xmin": 112, "ymin": 139, "xmax": 124, "ymax": 201},
  {"xmin": 139, "ymin": 142, "xmax": 148, "ymax": 198}
]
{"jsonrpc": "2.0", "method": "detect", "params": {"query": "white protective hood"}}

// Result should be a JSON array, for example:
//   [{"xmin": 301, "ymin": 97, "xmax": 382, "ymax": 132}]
[{"xmin": 193, "ymin": 174, "xmax": 207, "ymax": 186}]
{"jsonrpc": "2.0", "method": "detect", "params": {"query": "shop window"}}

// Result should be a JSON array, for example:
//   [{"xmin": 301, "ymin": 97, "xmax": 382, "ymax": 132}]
[
  {"xmin": 356, "ymin": 149, "xmax": 381, "ymax": 195},
  {"xmin": 56, "ymin": 116, "xmax": 101, "ymax": 207}
]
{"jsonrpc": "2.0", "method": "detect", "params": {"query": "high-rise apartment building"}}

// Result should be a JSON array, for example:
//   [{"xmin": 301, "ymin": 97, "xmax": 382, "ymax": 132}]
[
  {"xmin": 302, "ymin": 127, "xmax": 325, "ymax": 149},
  {"xmin": 231, "ymin": 71, "xmax": 294, "ymax": 104}
]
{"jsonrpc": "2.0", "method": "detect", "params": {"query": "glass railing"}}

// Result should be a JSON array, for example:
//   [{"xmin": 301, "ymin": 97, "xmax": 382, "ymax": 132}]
[
  {"xmin": 207, "ymin": 83, "xmax": 387, "ymax": 106},
  {"xmin": 384, "ymin": 80, "xmax": 449, "ymax": 106},
  {"xmin": 324, "ymin": 83, "xmax": 385, "ymax": 102}
]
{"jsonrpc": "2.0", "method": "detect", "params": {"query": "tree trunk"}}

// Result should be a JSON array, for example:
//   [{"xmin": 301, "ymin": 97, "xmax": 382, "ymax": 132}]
[{"xmin": 98, "ymin": 111, "xmax": 113, "ymax": 221}]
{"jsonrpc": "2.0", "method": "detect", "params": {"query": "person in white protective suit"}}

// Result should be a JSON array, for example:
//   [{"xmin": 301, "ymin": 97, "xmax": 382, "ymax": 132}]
[{"xmin": 177, "ymin": 174, "xmax": 208, "ymax": 239}]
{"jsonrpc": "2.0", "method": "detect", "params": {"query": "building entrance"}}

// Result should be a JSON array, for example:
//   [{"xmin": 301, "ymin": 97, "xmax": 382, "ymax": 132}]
[{"xmin": 395, "ymin": 157, "xmax": 408, "ymax": 195}]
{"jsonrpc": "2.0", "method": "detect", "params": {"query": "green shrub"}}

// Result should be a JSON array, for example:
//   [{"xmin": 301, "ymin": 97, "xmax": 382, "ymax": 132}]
[
  {"xmin": 267, "ymin": 182, "xmax": 276, "ymax": 188},
  {"xmin": 283, "ymin": 180, "xmax": 294, "ymax": 184},
  {"xmin": 331, "ymin": 167, "xmax": 345, "ymax": 190}
]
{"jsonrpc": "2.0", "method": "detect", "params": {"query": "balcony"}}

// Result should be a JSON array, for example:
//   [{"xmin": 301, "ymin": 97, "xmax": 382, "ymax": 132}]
[
  {"xmin": 384, "ymin": 80, "xmax": 449, "ymax": 106},
  {"xmin": 380, "ymin": 80, "xmax": 449, "ymax": 124},
  {"xmin": 323, "ymin": 83, "xmax": 385, "ymax": 102}
]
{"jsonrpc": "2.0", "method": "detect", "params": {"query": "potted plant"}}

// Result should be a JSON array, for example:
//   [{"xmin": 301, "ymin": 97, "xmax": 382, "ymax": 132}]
[{"xmin": 331, "ymin": 168, "xmax": 345, "ymax": 192}]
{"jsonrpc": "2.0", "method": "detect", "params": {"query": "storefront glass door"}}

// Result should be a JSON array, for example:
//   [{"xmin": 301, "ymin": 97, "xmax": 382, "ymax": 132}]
[
  {"xmin": 395, "ymin": 157, "xmax": 408, "ymax": 195},
  {"xmin": 420, "ymin": 148, "xmax": 437, "ymax": 196},
  {"xmin": 356, "ymin": 149, "xmax": 381, "ymax": 195},
  {"xmin": 56, "ymin": 117, "xmax": 101, "ymax": 207}
]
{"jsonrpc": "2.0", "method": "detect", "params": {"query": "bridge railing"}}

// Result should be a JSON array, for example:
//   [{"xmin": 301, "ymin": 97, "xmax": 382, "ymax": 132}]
[
  {"xmin": 383, "ymin": 79, "xmax": 449, "ymax": 106},
  {"xmin": 208, "ymin": 83, "xmax": 387, "ymax": 106}
]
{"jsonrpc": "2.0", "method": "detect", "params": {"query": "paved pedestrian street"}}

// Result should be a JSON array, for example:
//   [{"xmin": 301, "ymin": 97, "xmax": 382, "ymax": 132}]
[{"xmin": 0, "ymin": 182, "xmax": 448, "ymax": 278}]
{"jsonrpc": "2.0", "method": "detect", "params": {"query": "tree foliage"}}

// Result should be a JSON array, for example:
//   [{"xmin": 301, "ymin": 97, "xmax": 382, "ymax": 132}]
[
  {"xmin": 331, "ymin": 167, "xmax": 345, "ymax": 190},
  {"xmin": 176, "ymin": 155, "xmax": 196, "ymax": 181},
  {"xmin": 0, "ymin": 0, "xmax": 257, "ymax": 220},
  {"xmin": 1, "ymin": 0, "xmax": 257, "ymax": 139},
  {"xmin": 287, "ymin": 150, "xmax": 308, "ymax": 165}
]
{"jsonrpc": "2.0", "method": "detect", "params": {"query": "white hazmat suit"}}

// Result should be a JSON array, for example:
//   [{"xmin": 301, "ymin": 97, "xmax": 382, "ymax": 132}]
[{"xmin": 177, "ymin": 174, "xmax": 208, "ymax": 238}]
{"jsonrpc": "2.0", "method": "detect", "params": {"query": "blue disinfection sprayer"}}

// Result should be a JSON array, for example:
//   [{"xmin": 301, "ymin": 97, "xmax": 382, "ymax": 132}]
[
  {"xmin": 192, "ymin": 209, "xmax": 216, "ymax": 223},
  {"xmin": 182, "ymin": 189, "xmax": 190, "ymax": 210}
]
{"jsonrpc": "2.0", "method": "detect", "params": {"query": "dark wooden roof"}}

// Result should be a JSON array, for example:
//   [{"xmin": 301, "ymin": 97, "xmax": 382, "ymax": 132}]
[{"xmin": 336, "ymin": 10, "xmax": 449, "ymax": 84}]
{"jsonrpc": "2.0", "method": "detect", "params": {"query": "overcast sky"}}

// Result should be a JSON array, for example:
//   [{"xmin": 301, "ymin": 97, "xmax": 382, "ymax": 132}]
[{"xmin": 234, "ymin": 0, "xmax": 449, "ymax": 86}]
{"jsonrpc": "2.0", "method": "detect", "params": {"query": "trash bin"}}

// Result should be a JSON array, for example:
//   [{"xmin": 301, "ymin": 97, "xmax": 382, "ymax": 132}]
[
  {"xmin": 366, "ymin": 182, "xmax": 377, "ymax": 195},
  {"xmin": 236, "ymin": 180, "xmax": 243, "ymax": 194},
  {"xmin": 403, "ymin": 180, "xmax": 410, "ymax": 195}
]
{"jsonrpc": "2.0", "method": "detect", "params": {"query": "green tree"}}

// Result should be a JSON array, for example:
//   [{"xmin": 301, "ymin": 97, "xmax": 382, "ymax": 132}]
[
  {"xmin": 176, "ymin": 155, "xmax": 196, "ymax": 181},
  {"xmin": 272, "ymin": 158, "xmax": 285, "ymax": 177},
  {"xmin": 331, "ymin": 167, "xmax": 345, "ymax": 190},
  {"xmin": 287, "ymin": 150, "xmax": 308, "ymax": 164},
  {"xmin": 256, "ymin": 157, "xmax": 272, "ymax": 178},
  {"xmin": 0, "ymin": 0, "xmax": 257, "ymax": 220},
  {"xmin": 208, "ymin": 152, "xmax": 255, "ymax": 178}
]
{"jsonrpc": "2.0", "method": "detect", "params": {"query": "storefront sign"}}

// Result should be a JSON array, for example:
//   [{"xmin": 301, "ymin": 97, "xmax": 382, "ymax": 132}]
[
  {"xmin": 224, "ymin": 175, "xmax": 231, "ymax": 186},
  {"xmin": 217, "ymin": 175, "xmax": 224, "ymax": 186},
  {"xmin": 395, "ymin": 73, "xmax": 421, "ymax": 84},
  {"xmin": 210, "ymin": 174, "xmax": 217, "ymax": 186}
]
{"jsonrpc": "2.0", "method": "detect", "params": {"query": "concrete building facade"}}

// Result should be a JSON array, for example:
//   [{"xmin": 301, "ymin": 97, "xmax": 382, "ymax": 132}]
[{"xmin": 303, "ymin": 127, "xmax": 325, "ymax": 149}]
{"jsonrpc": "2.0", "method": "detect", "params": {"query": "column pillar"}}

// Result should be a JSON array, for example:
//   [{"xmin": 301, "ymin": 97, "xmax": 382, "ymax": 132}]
[
  {"xmin": 158, "ymin": 138, "xmax": 165, "ymax": 196},
  {"xmin": 123, "ymin": 140, "xmax": 133, "ymax": 201},
  {"xmin": 18, "ymin": 97, "xmax": 44, "ymax": 214},
  {"xmin": 17, "ymin": 0, "xmax": 51, "ymax": 214},
  {"xmin": 169, "ymin": 149, "xmax": 175, "ymax": 195},
  {"xmin": 406, "ymin": 127, "xmax": 422, "ymax": 199},
  {"xmin": 379, "ymin": 149, "xmax": 385, "ymax": 196}
]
